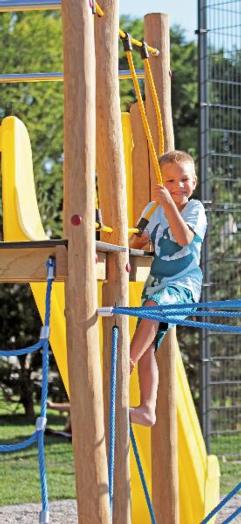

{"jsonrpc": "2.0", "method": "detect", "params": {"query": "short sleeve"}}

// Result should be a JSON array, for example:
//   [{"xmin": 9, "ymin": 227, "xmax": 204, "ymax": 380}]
[
  {"xmin": 139, "ymin": 202, "xmax": 162, "ymax": 237},
  {"xmin": 184, "ymin": 200, "xmax": 207, "ymax": 241}
]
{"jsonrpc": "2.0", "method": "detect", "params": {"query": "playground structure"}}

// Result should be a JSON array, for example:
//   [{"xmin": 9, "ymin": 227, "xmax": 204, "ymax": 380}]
[{"xmin": 0, "ymin": 1, "xmax": 221, "ymax": 523}]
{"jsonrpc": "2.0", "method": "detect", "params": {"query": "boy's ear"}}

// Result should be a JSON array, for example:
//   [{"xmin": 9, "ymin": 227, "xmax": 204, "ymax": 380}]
[{"xmin": 193, "ymin": 176, "xmax": 197, "ymax": 189}]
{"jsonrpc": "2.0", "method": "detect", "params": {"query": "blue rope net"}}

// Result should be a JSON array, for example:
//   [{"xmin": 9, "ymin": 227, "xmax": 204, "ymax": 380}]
[
  {"xmin": 0, "ymin": 258, "xmax": 55, "ymax": 524},
  {"xmin": 106, "ymin": 299, "xmax": 241, "ymax": 522},
  {"xmin": 112, "ymin": 301, "xmax": 241, "ymax": 334}
]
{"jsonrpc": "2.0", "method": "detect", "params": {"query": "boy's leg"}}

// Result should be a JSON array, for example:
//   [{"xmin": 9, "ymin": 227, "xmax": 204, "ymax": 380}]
[
  {"xmin": 47, "ymin": 401, "xmax": 70, "ymax": 412},
  {"xmin": 130, "ymin": 342, "xmax": 158, "ymax": 426},
  {"xmin": 130, "ymin": 300, "xmax": 159, "ymax": 371}
]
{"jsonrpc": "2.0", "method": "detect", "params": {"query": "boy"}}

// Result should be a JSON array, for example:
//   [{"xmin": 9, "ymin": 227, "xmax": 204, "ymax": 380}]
[{"xmin": 129, "ymin": 150, "xmax": 207, "ymax": 426}]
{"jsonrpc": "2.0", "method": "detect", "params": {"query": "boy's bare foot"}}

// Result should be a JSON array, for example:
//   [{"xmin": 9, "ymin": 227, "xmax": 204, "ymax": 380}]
[{"xmin": 129, "ymin": 406, "xmax": 156, "ymax": 427}]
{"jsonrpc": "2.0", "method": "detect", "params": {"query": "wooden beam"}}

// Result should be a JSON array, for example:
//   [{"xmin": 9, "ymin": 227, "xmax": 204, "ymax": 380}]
[
  {"xmin": 62, "ymin": 1, "xmax": 110, "ymax": 523},
  {"xmin": 0, "ymin": 245, "xmax": 67, "ymax": 282},
  {"xmin": 0, "ymin": 242, "xmax": 152, "ymax": 283},
  {"xmin": 95, "ymin": 1, "xmax": 131, "ymax": 522},
  {"xmin": 144, "ymin": 13, "xmax": 179, "ymax": 524}
]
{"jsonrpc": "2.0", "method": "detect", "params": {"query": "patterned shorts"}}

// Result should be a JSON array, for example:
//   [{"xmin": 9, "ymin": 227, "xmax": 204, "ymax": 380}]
[{"xmin": 141, "ymin": 284, "xmax": 195, "ymax": 350}]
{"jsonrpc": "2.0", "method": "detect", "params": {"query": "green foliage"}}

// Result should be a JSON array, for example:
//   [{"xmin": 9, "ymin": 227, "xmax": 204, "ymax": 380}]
[
  {"xmin": 119, "ymin": 17, "xmax": 198, "ymax": 154},
  {"xmin": 0, "ymin": 11, "xmax": 64, "ymax": 238},
  {"xmin": 170, "ymin": 26, "xmax": 198, "ymax": 154}
]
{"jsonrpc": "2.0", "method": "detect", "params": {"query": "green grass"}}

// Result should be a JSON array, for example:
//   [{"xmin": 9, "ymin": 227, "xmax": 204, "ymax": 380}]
[
  {"xmin": 1, "ymin": 399, "xmax": 241, "ymax": 505},
  {"xmin": 219, "ymin": 459, "xmax": 241, "ymax": 495},
  {"xmin": 0, "ymin": 401, "xmax": 76, "ymax": 505},
  {"xmin": 210, "ymin": 434, "xmax": 241, "ymax": 495}
]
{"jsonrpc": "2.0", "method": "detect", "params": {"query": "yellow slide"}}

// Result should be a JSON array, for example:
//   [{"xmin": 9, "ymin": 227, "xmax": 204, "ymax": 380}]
[{"xmin": 0, "ymin": 115, "xmax": 219, "ymax": 523}]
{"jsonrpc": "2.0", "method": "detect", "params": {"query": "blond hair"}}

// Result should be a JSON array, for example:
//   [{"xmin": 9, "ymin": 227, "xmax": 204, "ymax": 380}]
[{"xmin": 159, "ymin": 150, "xmax": 196, "ymax": 179}]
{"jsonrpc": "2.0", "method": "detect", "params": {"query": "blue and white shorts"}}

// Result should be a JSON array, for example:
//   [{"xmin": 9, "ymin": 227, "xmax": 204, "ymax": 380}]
[{"xmin": 141, "ymin": 284, "xmax": 195, "ymax": 350}]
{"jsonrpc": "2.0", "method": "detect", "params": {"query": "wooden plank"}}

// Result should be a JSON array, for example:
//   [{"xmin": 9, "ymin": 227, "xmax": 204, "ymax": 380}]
[
  {"xmin": 62, "ymin": 1, "xmax": 111, "ymax": 523},
  {"xmin": 129, "ymin": 255, "xmax": 152, "ymax": 282},
  {"xmin": 95, "ymin": 1, "xmax": 131, "ymax": 522},
  {"xmin": 144, "ymin": 13, "xmax": 179, "ymax": 524},
  {"xmin": 0, "ymin": 248, "xmax": 153, "ymax": 283}
]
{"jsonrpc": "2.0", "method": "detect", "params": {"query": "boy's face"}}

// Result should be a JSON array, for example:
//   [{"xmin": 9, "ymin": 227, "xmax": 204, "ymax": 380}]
[{"xmin": 161, "ymin": 161, "xmax": 197, "ymax": 209}]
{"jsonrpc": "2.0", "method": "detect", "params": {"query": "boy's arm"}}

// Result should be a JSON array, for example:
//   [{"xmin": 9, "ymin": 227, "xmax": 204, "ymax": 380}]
[{"xmin": 153, "ymin": 185, "xmax": 194, "ymax": 246}]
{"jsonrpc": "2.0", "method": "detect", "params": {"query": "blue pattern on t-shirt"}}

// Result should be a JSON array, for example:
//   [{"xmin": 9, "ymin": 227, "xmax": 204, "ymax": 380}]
[{"xmin": 140, "ymin": 199, "xmax": 207, "ymax": 302}]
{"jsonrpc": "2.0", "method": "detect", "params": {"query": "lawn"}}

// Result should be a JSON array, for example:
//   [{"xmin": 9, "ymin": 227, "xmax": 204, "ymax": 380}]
[
  {"xmin": 0, "ymin": 400, "xmax": 76, "ymax": 505},
  {"xmin": 1, "ymin": 399, "xmax": 241, "ymax": 505}
]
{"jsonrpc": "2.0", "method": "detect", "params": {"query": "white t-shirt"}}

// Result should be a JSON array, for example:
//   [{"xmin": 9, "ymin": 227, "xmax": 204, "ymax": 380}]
[{"xmin": 141, "ymin": 199, "xmax": 207, "ymax": 302}]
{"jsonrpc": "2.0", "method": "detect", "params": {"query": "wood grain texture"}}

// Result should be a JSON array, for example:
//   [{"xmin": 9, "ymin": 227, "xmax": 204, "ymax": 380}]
[
  {"xmin": 95, "ymin": 1, "xmax": 131, "ymax": 522},
  {"xmin": 62, "ymin": 2, "xmax": 110, "ymax": 523}
]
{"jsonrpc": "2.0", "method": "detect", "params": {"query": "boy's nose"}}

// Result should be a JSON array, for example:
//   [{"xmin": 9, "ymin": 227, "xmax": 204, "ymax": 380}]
[{"xmin": 177, "ymin": 180, "xmax": 184, "ymax": 188}]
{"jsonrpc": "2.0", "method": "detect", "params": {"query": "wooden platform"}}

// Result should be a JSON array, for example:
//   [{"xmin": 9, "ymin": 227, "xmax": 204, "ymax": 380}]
[{"xmin": 0, "ymin": 240, "xmax": 152, "ymax": 282}]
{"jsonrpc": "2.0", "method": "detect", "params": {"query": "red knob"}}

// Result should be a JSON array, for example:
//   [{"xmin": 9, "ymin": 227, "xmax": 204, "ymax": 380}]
[
  {"xmin": 125, "ymin": 262, "xmax": 131, "ymax": 273},
  {"xmin": 71, "ymin": 215, "xmax": 82, "ymax": 226}
]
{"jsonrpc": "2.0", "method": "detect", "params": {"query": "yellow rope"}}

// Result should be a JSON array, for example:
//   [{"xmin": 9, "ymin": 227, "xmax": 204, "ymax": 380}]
[
  {"xmin": 95, "ymin": 2, "xmax": 104, "ymax": 17},
  {"xmin": 95, "ymin": 223, "xmax": 140, "ymax": 235},
  {"xmin": 95, "ymin": 4, "xmax": 159, "ymax": 55},
  {"xmin": 125, "ymin": 50, "xmax": 163, "ymax": 187},
  {"xmin": 144, "ymin": 58, "xmax": 165, "ymax": 156},
  {"xmin": 119, "ymin": 28, "xmax": 159, "ymax": 57}
]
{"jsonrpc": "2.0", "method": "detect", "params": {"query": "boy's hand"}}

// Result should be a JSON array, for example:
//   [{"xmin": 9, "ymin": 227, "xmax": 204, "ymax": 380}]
[
  {"xmin": 153, "ymin": 184, "xmax": 172, "ymax": 207},
  {"xmin": 129, "ymin": 230, "xmax": 149, "ymax": 249}
]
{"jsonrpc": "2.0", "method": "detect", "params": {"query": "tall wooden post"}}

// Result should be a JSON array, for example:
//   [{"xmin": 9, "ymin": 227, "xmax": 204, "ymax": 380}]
[
  {"xmin": 145, "ymin": 13, "xmax": 175, "ymax": 198},
  {"xmin": 130, "ymin": 102, "xmax": 150, "ymax": 225},
  {"xmin": 95, "ymin": 2, "xmax": 131, "ymax": 523},
  {"xmin": 62, "ymin": 3, "xmax": 110, "ymax": 523},
  {"xmin": 144, "ymin": 14, "xmax": 179, "ymax": 524}
]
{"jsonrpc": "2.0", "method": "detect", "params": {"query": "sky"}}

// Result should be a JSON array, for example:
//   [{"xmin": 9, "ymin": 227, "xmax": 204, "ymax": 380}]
[{"xmin": 119, "ymin": 0, "xmax": 197, "ymax": 41}]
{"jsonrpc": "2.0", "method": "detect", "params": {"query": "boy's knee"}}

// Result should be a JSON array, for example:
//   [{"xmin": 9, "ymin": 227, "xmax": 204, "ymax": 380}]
[{"xmin": 144, "ymin": 300, "xmax": 158, "ymax": 307}]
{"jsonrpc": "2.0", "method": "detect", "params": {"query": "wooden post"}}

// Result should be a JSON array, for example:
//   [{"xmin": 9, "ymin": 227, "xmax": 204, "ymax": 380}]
[
  {"xmin": 95, "ymin": 2, "xmax": 131, "ymax": 523},
  {"xmin": 62, "ymin": 3, "xmax": 110, "ymax": 523},
  {"xmin": 144, "ymin": 13, "xmax": 179, "ymax": 524},
  {"xmin": 130, "ymin": 102, "xmax": 150, "ymax": 225},
  {"xmin": 144, "ymin": 13, "xmax": 175, "ymax": 198}
]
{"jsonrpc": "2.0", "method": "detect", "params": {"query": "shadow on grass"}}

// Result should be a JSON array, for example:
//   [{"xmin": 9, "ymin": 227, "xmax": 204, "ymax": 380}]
[{"xmin": 0, "ymin": 413, "xmax": 66, "ymax": 427}]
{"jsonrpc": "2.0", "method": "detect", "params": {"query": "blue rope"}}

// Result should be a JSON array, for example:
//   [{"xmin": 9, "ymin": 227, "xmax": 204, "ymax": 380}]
[
  {"xmin": 0, "ymin": 341, "xmax": 43, "ymax": 357},
  {"xmin": 0, "ymin": 432, "xmax": 38, "ymax": 453},
  {"xmin": 112, "ymin": 306, "xmax": 241, "ymax": 333},
  {"xmin": 108, "ymin": 325, "xmax": 119, "ymax": 516},
  {"xmin": 113, "ymin": 298, "xmax": 241, "ymax": 313},
  {"xmin": 37, "ymin": 258, "xmax": 55, "ymax": 517},
  {"xmin": 201, "ymin": 481, "xmax": 241, "ymax": 523},
  {"xmin": 222, "ymin": 504, "xmax": 241, "ymax": 523},
  {"xmin": 130, "ymin": 424, "xmax": 157, "ymax": 524},
  {"xmin": 0, "ymin": 257, "xmax": 55, "ymax": 524}
]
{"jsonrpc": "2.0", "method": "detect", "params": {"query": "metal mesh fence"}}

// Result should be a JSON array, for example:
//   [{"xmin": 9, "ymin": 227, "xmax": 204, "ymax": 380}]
[{"xmin": 199, "ymin": 0, "xmax": 241, "ymax": 456}]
